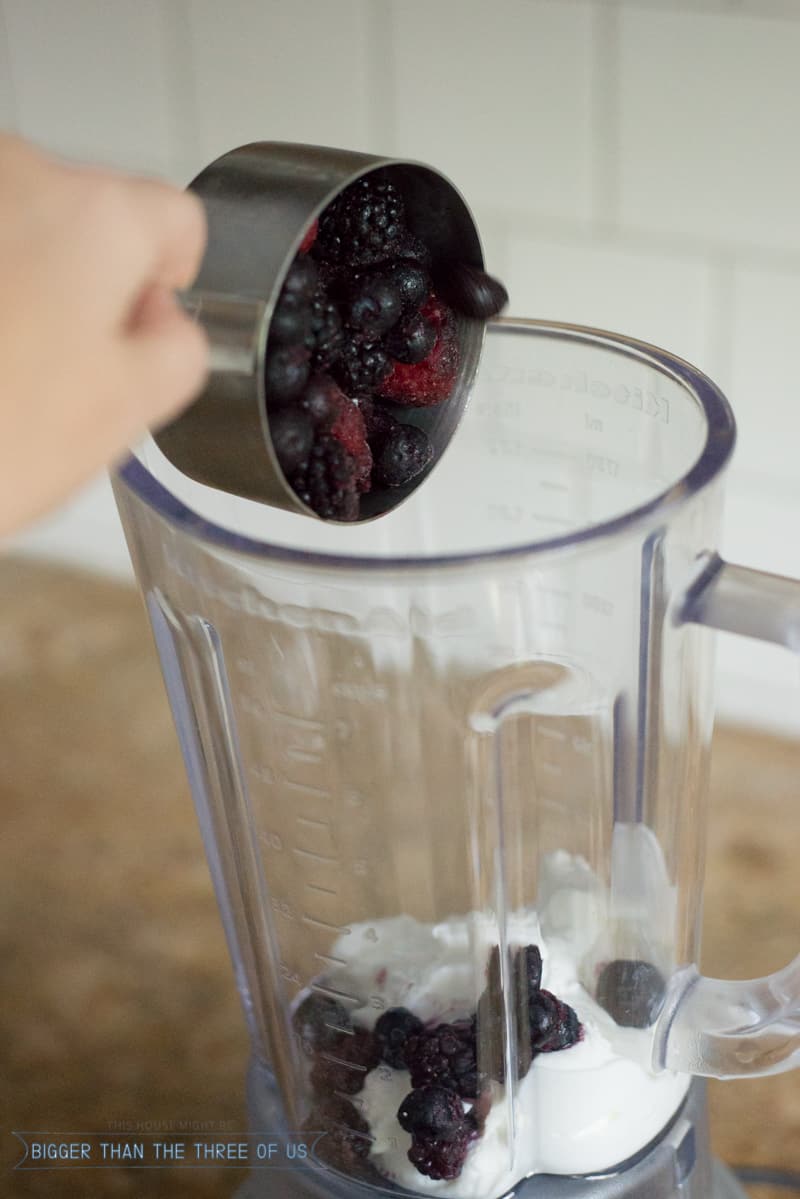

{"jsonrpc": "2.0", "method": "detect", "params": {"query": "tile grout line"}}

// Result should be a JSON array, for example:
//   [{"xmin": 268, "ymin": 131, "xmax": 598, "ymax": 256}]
[
  {"xmin": 157, "ymin": 0, "xmax": 201, "ymax": 185},
  {"xmin": 363, "ymin": 0, "xmax": 395, "ymax": 153},
  {"xmin": 589, "ymin": 0, "xmax": 619, "ymax": 234},
  {"xmin": 0, "ymin": 0, "xmax": 19, "ymax": 131}
]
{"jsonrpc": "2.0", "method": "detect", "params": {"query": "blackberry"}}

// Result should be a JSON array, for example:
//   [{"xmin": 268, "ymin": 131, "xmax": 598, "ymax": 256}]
[
  {"xmin": 291, "ymin": 434, "xmax": 359, "ymax": 521},
  {"xmin": 385, "ymin": 314, "xmax": 436, "ymax": 364},
  {"xmin": 342, "ymin": 274, "xmax": 403, "ymax": 340},
  {"xmin": 398, "ymin": 1085, "xmax": 466, "ymax": 1140},
  {"xmin": 310, "ymin": 1026, "xmax": 381, "ymax": 1096},
  {"xmin": 518, "ymin": 944, "xmax": 543, "ymax": 996},
  {"xmin": 306, "ymin": 285, "xmax": 344, "ymax": 371},
  {"xmin": 387, "ymin": 261, "xmax": 430, "ymax": 313},
  {"xmin": 293, "ymin": 993, "xmax": 352, "ymax": 1056},
  {"xmin": 270, "ymin": 408, "xmax": 314, "ymax": 475},
  {"xmin": 434, "ymin": 261, "xmax": 508, "ymax": 319},
  {"xmin": 265, "ymin": 345, "xmax": 310, "ymax": 405},
  {"xmin": 475, "ymin": 944, "xmax": 544, "ymax": 1082},
  {"xmin": 281, "ymin": 255, "xmax": 318, "ymax": 303},
  {"xmin": 405, "ymin": 1020, "xmax": 482, "ymax": 1100},
  {"xmin": 408, "ymin": 1130, "xmax": 470, "ymax": 1181},
  {"xmin": 304, "ymin": 1094, "xmax": 378, "ymax": 1180},
  {"xmin": 316, "ymin": 172, "xmax": 406, "ymax": 266},
  {"xmin": 333, "ymin": 341, "xmax": 391, "ymax": 394},
  {"xmin": 596, "ymin": 959, "xmax": 666, "ymax": 1029},
  {"xmin": 372, "ymin": 423, "xmax": 433, "ymax": 488},
  {"xmin": 374, "ymin": 1007, "xmax": 424, "ymax": 1069},
  {"xmin": 529, "ymin": 989, "xmax": 582, "ymax": 1053}
]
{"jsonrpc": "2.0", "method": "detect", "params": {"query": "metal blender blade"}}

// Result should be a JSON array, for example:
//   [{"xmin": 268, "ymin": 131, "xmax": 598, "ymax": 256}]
[{"xmin": 158, "ymin": 142, "xmax": 485, "ymax": 524}]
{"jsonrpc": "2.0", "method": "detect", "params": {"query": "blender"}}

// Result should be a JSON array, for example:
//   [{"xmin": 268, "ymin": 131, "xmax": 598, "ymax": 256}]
[{"xmin": 113, "ymin": 314, "xmax": 800, "ymax": 1199}]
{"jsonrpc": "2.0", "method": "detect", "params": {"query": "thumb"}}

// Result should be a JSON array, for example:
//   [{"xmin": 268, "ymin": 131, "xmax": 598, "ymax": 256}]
[{"xmin": 124, "ymin": 284, "xmax": 209, "ymax": 429}]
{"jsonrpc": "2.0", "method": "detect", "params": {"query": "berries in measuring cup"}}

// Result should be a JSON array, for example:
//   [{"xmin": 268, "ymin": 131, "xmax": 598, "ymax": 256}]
[
  {"xmin": 262, "ymin": 167, "xmax": 508, "ymax": 519},
  {"xmin": 596, "ymin": 958, "xmax": 666, "ymax": 1029}
]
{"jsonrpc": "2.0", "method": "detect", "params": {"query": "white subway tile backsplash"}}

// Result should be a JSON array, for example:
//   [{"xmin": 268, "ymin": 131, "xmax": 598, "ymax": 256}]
[
  {"xmin": 185, "ymin": 0, "xmax": 375, "ymax": 169},
  {"xmin": 2, "ymin": 0, "xmax": 173, "ymax": 174},
  {"xmin": 388, "ymin": 0, "xmax": 595, "ymax": 225},
  {"xmin": 504, "ymin": 229, "xmax": 712, "ymax": 367},
  {"xmin": 617, "ymin": 9, "xmax": 800, "ymax": 250}
]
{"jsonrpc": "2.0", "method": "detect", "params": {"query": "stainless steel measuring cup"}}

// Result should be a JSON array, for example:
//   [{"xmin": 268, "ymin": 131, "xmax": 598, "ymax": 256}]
[{"xmin": 158, "ymin": 142, "xmax": 485, "ymax": 522}]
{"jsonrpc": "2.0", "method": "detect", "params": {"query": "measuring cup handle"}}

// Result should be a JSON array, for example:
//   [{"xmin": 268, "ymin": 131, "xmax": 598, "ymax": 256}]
[
  {"xmin": 654, "ymin": 553, "xmax": 800, "ymax": 1079},
  {"xmin": 177, "ymin": 289, "xmax": 267, "ymax": 376}
]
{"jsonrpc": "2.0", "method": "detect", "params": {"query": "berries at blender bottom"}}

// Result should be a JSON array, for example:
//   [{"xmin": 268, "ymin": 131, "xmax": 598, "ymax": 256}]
[
  {"xmin": 408, "ymin": 1129, "xmax": 471, "ymax": 1181},
  {"xmin": 384, "ymin": 313, "xmax": 437, "ymax": 364},
  {"xmin": 265, "ymin": 344, "xmax": 311, "ymax": 405},
  {"xmin": 271, "ymin": 408, "xmax": 314, "ymax": 476},
  {"xmin": 405, "ymin": 1020, "xmax": 483, "ymax": 1100},
  {"xmin": 518, "ymin": 944, "xmax": 543, "ymax": 996},
  {"xmin": 529, "ymin": 989, "xmax": 582, "ymax": 1053},
  {"xmin": 374, "ymin": 1007, "xmax": 425, "ymax": 1069},
  {"xmin": 596, "ymin": 959, "xmax": 666, "ymax": 1029},
  {"xmin": 315, "ymin": 171, "xmax": 407, "ymax": 266},
  {"xmin": 310, "ymin": 1026, "xmax": 381, "ymax": 1096},
  {"xmin": 304, "ymin": 1094, "xmax": 381, "ymax": 1181},
  {"xmin": 293, "ymin": 993, "xmax": 352, "ymax": 1056},
  {"xmin": 372, "ymin": 423, "xmax": 433, "ymax": 488},
  {"xmin": 434, "ymin": 261, "xmax": 509, "ymax": 319},
  {"xmin": 398, "ymin": 1085, "xmax": 467, "ymax": 1140},
  {"xmin": 290, "ymin": 435, "xmax": 360, "ymax": 521}
]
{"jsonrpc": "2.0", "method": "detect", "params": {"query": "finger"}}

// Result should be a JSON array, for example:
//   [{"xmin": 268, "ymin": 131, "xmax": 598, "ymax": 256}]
[
  {"xmin": 124, "ymin": 176, "xmax": 207, "ymax": 292},
  {"xmin": 123, "ymin": 295, "xmax": 209, "ymax": 429}
]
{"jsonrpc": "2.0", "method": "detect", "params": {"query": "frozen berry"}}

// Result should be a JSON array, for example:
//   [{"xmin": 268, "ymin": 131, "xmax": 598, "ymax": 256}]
[
  {"xmin": 379, "ymin": 295, "xmax": 458, "ymax": 407},
  {"xmin": 342, "ymin": 274, "xmax": 402, "ymax": 340},
  {"xmin": 299, "ymin": 218, "xmax": 319, "ymax": 256},
  {"xmin": 372, "ymin": 423, "xmax": 433, "ymax": 488},
  {"xmin": 291, "ymin": 434, "xmax": 360, "ymax": 521},
  {"xmin": 334, "ymin": 341, "xmax": 391, "ymax": 394},
  {"xmin": 596, "ymin": 959, "xmax": 666, "ymax": 1029},
  {"xmin": 434, "ymin": 261, "xmax": 508, "ymax": 319},
  {"xmin": 293, "ymin": 993, "xmax": 352, "ymax": 1056},
  {"xmin": 398, "ymin": 1086, "xmax": 466, "ymax": 1140},
  {"xmin": 330, "ymin": 395, "xmax": 372, "ymax": 493},
  {"xmin": 408, "ymin": 1130, "xmax": 470, "ymax": 1181},
  {"xmin": 316, "ymin": 172, "xmax": 406, "ymax": 266},
  {"xmin": 385, "ymin": 314, "xmax": 437, "ymax": 364},
  {"xmin": 359, "ymin": 397, "xmax": 399, "ymax": 448},
  {"xmin": 388, "ymin": 261, "xmax": 430, "ymax": 313},
  {"xmin": 300, "ymin": 373, "xmax": 345, "ymax": 428},
  {"xmin": 281, "ymin": 255, "xmax": 318, "ymax": 303},
  {"xmin": 304, "ymin": 1094, "xmax": 379, "ymax": 1180},
  {"xmin": 518, "ymin": 945, "xmax": 543, "ymax": 996},
  {"xmin": 375, "ymin": 1007, "xmax": 424, "ymax": 1069},
  {"xmin": 476, "ymin": 946, "xmax": 532, "ymax": 1083},
  {"xmin": 405, "ymin": 1021, "xmax": 482, "ymax": 1100},
  {"xmin": 265, "ymin": 345, "xmax": 310, "ymax": 404},
  {"xmin": 270, "ymin": 407, "xmax": 314, "ymax": 475},
  {"xmin": 529, "ymin": 990, "xmax": 582, "ymax": 1053},
  {"xmin": 310, "ymin": 1026, "xmax": 381, "ymax": 1096},
  {"xmin": 306, "ymin": 286, "xmax": 344, "ymax": 370},
  {"xmin": 270, "ymin": 294, "xmax": 313, "ymax": 346}
]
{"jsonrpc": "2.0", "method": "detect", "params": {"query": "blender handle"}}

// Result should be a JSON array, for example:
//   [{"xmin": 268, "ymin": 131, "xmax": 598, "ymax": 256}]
[{"xmin": 655, "ymin": 552, "xmax": 800, "ymax": 1079}]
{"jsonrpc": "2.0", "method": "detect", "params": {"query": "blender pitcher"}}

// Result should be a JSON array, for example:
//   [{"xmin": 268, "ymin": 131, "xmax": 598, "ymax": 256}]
[{"xmin": 113, "ymin": 319, "xmax": 800, "ymax": 1199}]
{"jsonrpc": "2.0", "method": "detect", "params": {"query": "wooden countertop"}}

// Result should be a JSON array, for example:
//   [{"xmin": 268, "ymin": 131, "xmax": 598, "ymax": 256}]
[{"xmin": 1, "ymin": 559, "xmax": 798, "ymax": 1199}]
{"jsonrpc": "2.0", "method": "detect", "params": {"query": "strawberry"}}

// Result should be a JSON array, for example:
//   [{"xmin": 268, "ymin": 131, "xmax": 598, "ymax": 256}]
[
  {"xmin": 299, "ymin": 218, "xmax": 319, "ymax": 255},
  {"xmin": 379, "ymin": 294, "xmax": 459, "ymax": 407}
]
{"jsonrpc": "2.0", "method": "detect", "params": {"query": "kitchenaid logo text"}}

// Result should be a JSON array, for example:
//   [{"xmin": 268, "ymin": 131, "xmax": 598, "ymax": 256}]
[{"xmin": 488, "ymin": 364, "xmax": 670, "ymax": 423}]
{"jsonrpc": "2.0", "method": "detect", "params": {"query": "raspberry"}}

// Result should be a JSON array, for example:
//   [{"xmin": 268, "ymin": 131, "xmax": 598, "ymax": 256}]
[
  {"xmin": 378, "ymin": 295, "xmax": 458, "ymax": 407},
  {"xmin": 293, "ymin": 993, "xmax": 352, "ymax": 1056},
  {"xmin": 316, "ymin": 171, "xmax": 407, "ymax": 266},
  {"xmin": 398, "ymin": 1086, "xmax": 466, "ymax": 1140},
  {"xmin": 306, "ymin": 285, "xmax": 344, "ymax": 371},
  {"xmin": 384, "ymin": 314, "xmax": 436, "ymax": 364},
  {"xmin": 372, "ymin": 423, "xmax": 433, "ymax": 488},
  {"xmin": 596, "ymin": 959, "xmax": 666, "ymax": 1029},
  {"xmin": 375, "ymin": 1007, "xmax": 424, "ymax": 1069},
  {"xmin": 299, "ymin": 218, "xmax": 319, "ymax": 255},
  {"xmin": 330, "ymin": 395, "xmax": 372, "ymax": 493},
  {"xmin": 529, "ymin": 989, "xmax": 582, "ymax": 1053},
  {"xmin": 342, "ymin": 273, "xmax": 403, "ymax": 340},
  {"xmin": 290, "ymin": 435, "xmax": 360, "ymax": 521},
  {"xmin": 408, "ymin": 1130, "xmax": 470, "ymax": 1181},
  {"xmin": 270, "ymin": 408, "xmax": 314, "ymax": 476},
  {"xmin": 434, "ymin": 262, "xmax": 508, "ymax": 319},
  {"xmin": 334, "ymin": 340, "xmax": 391, "ymax": 394},
  {"xmin": 265, "ymin": 344, "xmax": 310, "ymax": 405},
  {"xmin": 405, "ymin": 1021, "xmax": 482, "ymax": 1100},
  {"xmin": 310, "ymin": 1026, "xmax": 381, "ymax": 1096}
]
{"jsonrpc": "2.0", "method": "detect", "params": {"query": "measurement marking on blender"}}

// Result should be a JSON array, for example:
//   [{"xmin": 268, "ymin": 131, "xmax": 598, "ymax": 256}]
[
  {"xmin": 296, "ymin": 814, "xmax": 330, "ymax": 828},
  {"xmin": 285, "ymin": 780, "xmax": 331, "ymax": 798},
  {"xmin": 311, "ymin": 981, "xmax": 362, "ymax": 1005},
  {"xmin": 538, "ymin": 726, "xmax": 566, "ymax": 742},
  {"xmin": 306, "ymin": 881, "xmax": 337, "ymax": 896},
  {"xmin": 319, "ymin": 1052, "xmax": 368, "ymax": 1073},
  {"xmin": 292, "ymin": 847, "xmax": 339, "ymax": 864},
  {"xmin": 303, "ymin": 914, "xmax": 351, "ymax": 934},
  {"xmin": 314, "ymin": 951, "xmax": 348, "ymax": 968}
]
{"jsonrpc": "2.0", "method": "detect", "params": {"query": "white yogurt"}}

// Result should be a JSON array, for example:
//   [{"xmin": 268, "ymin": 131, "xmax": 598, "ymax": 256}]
[{"xmin": 326, "ymin": 907, "xmax": 689, "ymax": 1197}]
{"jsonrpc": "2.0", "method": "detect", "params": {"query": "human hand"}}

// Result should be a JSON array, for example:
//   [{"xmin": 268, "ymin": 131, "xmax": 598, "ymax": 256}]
[{"xmin": 0, "ymin": 133, "xmax": 208, "ymax": 537}]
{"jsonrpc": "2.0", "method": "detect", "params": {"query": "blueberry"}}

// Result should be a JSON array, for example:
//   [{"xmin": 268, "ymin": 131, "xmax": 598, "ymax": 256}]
[
  {"xmin": 435, "ymin": 262, "xmax": 508, "ymax": 319},
  {"xmin": 293, "ymin": 993, "xmax": 352, "ymax": 1056},
  {"xmin": 388, "ymin": 261, "xmax": 430, "ymax": 312},
  {"xmin": 270, "ymin": 408, "xmax": 314, "ymax": 475},
  {"xmin": 265, "ymin": 345, "xmax": 310, "ymax": 404},
  {"xmin": 596, "ymin": 959, "xmax": 666, "ymax": 1029},
  {"xmin": 528, "ymin": 989, "xmax": 581, "ymax": 1052},
  {"xmin": 300, "ymin": 373, "xmax": 340, "ymax": 427},
  {"xmin": 375, "ymin": 1006, "xmax": 425, "ymax": 1069},
  {"xmin": 372, "ymin": 424, "xmax": 433, "ymax": 488},
  {"xmin": 385, "ymin": 315, "xmax": 436, "ymax": 364},
  {"xmin": 270, "ymin": 294, "xmax": 312, "ymax": 346},
  {"xmin": 281, "ymin": 255, "xmax": 318, "ymax": 303},
  {"xmin": 343, "ymin": 275, "xmax": 402, "ymax": 340}
]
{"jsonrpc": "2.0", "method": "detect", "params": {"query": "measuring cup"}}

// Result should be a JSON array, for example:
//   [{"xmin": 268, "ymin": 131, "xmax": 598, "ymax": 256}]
[{"xmin": 112, "ymin": 318, "xmax": 800, "ymax": 1197}]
